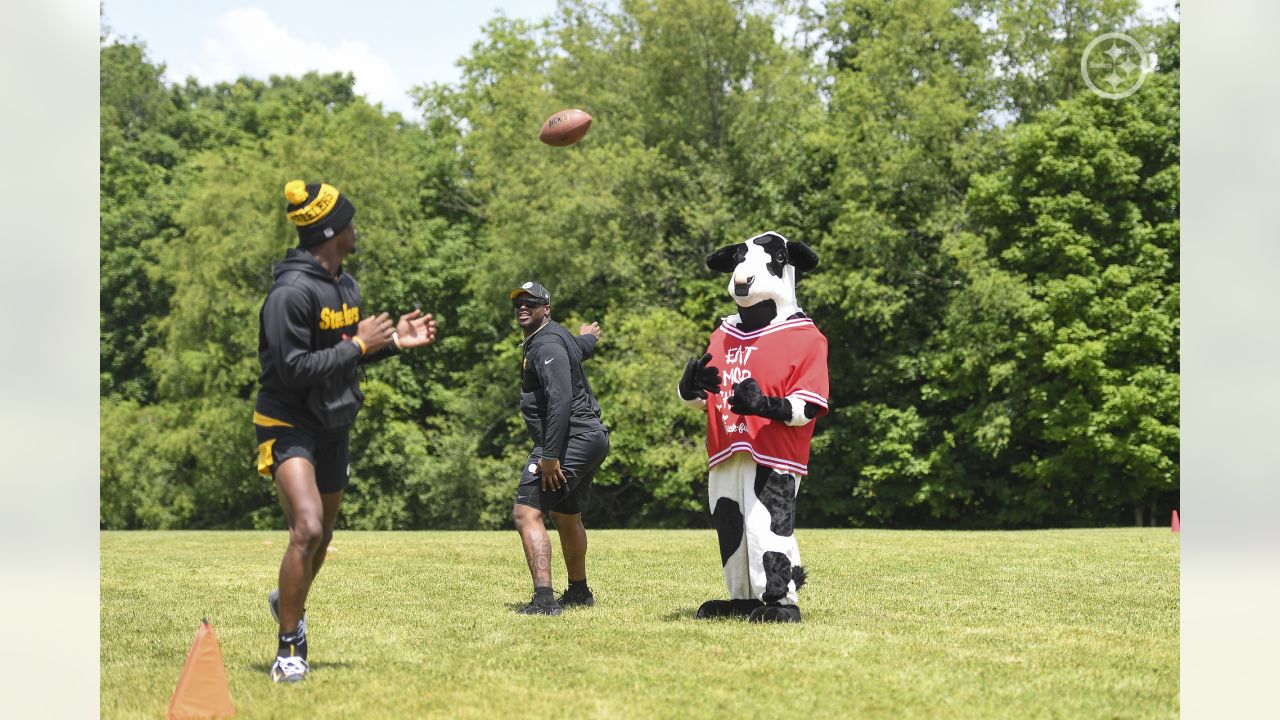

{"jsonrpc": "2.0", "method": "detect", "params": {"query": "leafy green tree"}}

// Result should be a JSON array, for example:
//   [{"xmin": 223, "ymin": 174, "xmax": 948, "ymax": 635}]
[
  {"xmin": 798, "ymin": 0, "xmax": 997, "ymax": 523},
  {"xmin": 100, "ymin": 39, "xmax": 183, "ymax": 401},
  {"xmin": 989, "ymin": 0, "xmax": 1140, "ymax": 119},
  {"xmin": 922, "ymin": 61, "xmax": 1179, "ymax": 526}
]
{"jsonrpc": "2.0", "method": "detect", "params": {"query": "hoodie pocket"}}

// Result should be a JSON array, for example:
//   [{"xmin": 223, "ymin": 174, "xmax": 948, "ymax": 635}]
[{"xmin": 306, "ymin": 370, "xmax": 364, "ymax": 430}]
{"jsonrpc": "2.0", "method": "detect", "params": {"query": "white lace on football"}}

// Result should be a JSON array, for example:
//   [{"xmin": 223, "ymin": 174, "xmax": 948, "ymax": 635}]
[{"xmin": 274, "ymin": 656, "xmax": 308, "ymax": 677}]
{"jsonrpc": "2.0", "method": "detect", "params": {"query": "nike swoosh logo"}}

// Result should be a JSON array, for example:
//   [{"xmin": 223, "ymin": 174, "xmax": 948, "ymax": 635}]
[{"xmin": 544, "ymin": 358, "xmax": 554, "ymax": 364}]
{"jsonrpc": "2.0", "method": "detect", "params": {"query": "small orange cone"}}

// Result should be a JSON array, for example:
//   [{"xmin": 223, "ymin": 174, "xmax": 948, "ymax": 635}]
[
  {"xmin": 1171, "ymin": 510, "xmax": 1180, "ymax": 533},
  {"xmin": 168, "ymin": 619, "xmax": 235, "ymax": 720}
]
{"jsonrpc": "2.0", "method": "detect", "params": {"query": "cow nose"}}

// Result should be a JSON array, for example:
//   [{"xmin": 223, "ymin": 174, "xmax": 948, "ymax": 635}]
[{"xmin": 733, "ymin": 275, "xmax": 755, "ymax": 297}]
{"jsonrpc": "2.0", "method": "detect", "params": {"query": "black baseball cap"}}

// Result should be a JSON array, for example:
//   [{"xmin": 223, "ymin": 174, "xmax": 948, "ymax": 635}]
[{"xmin": 508, "ymin": 281, "xmax": 551, "ymax": 304}]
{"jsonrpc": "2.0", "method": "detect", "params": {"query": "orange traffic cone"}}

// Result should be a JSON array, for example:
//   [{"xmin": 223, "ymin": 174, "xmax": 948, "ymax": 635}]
[
  {"xmin": 168, "ymin": 619, "xmax": 235, "ymax": 720},
  {"xmin": 1171, "ymin": 510, "xmax": 1180, "ymax": 533}
]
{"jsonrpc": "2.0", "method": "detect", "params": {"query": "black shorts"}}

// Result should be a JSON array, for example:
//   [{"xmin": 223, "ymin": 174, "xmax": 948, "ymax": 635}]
[
  {"xmin": 515, "ymin": 429, "xmax": 610, "ymax": 514},
  {"xmin": 254, "ymin": 415, "xmax": 351, "ymax": 495}
]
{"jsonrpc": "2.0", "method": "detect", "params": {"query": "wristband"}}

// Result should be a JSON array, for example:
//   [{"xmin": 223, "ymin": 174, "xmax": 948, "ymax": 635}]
[
  {"xmin": 392, "ymin": 332, "xmax": 403, "ymax": 351},
  {"xmin": 351, "ymin": 336, "xmax": 368, "ymax": 355}
]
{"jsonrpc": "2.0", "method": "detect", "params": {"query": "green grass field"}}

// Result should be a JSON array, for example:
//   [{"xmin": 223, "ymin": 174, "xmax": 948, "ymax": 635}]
[{"xmin": 101, "ymin": 529, "xmax": 1178, "ymax": 719}]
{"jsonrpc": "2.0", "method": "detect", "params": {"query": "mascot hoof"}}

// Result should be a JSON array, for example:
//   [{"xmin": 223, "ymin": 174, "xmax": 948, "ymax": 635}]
[
  {"xmin": 747, "ymin": 603, "xmax": 802, "ymax": 623},
  {"xmin": 696, "ymin": 599, "xmax": 764, "ymax": 619}
]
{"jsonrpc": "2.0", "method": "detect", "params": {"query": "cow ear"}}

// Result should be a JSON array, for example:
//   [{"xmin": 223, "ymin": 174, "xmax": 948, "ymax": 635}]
[
  {"xmin": 788, "ymin": 242, "xmax": 819, "ymax": 272},
  {"xmin": 706, "ymin": 244, "xmax": 742, "ymax": 273}
]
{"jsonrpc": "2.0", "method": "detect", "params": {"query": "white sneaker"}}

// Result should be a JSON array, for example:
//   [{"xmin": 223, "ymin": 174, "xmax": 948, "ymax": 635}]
[{"xmin": 270, "ymin": 655, "xmax": 309, "ymax": 683}]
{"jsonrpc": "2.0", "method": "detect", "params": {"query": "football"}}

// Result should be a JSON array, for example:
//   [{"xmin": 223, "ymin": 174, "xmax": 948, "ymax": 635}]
[{"xmin": 539, "ymin": 108, "xmax": 592, "ymax": 147}]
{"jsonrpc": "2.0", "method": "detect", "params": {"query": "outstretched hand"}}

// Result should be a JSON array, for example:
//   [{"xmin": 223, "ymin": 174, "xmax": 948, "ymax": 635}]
[
  {"xmin": 680, "ymin": 352, "xmax": 722, "ymax": 400},
  {"xmin": 394, "ymin": 309, "xmax": 437, "ymax": 350},
  {"xmin": 579, "ymin": 321, "xmax": 601, "ymax": 338}
]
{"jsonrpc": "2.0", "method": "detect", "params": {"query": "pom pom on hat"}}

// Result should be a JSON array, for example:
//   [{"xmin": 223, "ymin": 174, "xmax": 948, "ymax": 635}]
[{"xmin": 284, "ymin": 180, "xmax": 309, "ymax": 205}]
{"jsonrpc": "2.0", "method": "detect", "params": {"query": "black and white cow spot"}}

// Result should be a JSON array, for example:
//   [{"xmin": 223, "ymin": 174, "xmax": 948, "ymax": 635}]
[
  {"xmin": 753, "ymin": 466, "xmax": 796, "ymax": 537},
  {"xmin": 762, "ymin": 551, "xmax": 792, "ymax": 603},
  {"xmin": 712, "ymin": 497, "xmax": 744, "ymax": 567},
  {"xmin": 753, "ymin": 233, "xmax": 789, "ymax": 278}
]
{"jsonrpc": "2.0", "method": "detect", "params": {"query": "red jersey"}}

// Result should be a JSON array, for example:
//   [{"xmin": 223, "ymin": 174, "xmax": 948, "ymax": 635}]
[{"xmin": 704, "ymin": 317, "xmax": 829, "ymax": 475}]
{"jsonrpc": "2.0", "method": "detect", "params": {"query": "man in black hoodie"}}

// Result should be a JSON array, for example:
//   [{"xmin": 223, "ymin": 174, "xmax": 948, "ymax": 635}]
[
  {"xmin": 255, "ymin": 180, "xmax": 437, "ymax": 683},
  {"xmin": 509, "ymin": 281, "xmax": 610, "ymax": 615}
]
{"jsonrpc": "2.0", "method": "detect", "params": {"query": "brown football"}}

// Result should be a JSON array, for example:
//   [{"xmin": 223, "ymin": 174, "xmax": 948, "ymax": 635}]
[{"xmin": 539, "ymin": 108, "xmax": 592, "ymax": 147}]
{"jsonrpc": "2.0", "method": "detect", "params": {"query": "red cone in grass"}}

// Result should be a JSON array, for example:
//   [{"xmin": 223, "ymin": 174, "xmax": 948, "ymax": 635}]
[
  {"xmin": 1171, "ymin": 510, "xmax": 1180, "ymax": 533},
  {"xmin": 168, "ymin": 620, "xmax": 235, "ymax": 719}
]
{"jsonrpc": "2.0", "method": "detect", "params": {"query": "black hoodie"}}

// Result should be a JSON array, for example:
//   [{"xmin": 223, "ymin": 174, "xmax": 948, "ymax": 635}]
[
  {"xmin": 255, "ymin": 248, "xmax": 396, "ymax": 433},
  {"xmin": 520, "ymin": 320, "xmax": 606, "ymax": 460}
]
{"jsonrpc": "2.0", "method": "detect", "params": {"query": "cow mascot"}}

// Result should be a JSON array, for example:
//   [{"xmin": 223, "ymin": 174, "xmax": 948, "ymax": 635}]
[{"xmin": 678, "ymin": 231, "xmax": 828, "ymax": 623}]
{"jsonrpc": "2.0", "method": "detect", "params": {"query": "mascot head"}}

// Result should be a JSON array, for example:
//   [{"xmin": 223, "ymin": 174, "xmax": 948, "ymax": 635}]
[{"xmin": 706, "ymin": 231, "xmax": 819, "ymax": 323}]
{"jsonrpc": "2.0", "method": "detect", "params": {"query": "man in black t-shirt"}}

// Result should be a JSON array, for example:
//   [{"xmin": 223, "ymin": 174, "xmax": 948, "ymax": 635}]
[{"xmin": 509, "ymin": 281, "xmax": 610, "ymax": 616}]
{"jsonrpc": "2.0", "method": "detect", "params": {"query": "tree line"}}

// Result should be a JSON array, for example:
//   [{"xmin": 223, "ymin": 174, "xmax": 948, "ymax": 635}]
[{"xmin": 100, "ymin": 0, "xmax": 1179, "ymax": 530}]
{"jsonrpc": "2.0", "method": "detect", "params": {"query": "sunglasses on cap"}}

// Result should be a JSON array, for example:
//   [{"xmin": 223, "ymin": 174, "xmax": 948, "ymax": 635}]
[{"xmin": 512, "ymin": 297, "xmax": 549, "ymax": 309}]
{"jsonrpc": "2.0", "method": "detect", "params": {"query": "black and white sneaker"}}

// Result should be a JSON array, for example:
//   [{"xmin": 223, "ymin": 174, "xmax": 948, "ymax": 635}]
[
  {"xmin": 516, "ymin": 597, "xmax": 563, "ymax": 616},
  {"xmin": 270, "ymin": 655, "xmax": 309, "ymax": 683},
  {"xmin": 268, "ymin": 588, "xmax": 307, "ymax": 636},
  {"xmin": 558, "ymin": 584, "xmax": 595, "ymax": 607}
]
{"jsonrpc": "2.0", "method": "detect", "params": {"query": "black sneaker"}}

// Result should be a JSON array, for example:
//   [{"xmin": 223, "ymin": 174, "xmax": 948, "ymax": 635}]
[
  {"xmin": 516, "ymin": 597, "xmax": 563, "ymax": 616},
  {"xmin": 270, "ymin": 655, "xmax": 309, "ymax": 683},
  {"xmin": 558, "ymin": 584, "xmax": 595, "ymax": 607}
]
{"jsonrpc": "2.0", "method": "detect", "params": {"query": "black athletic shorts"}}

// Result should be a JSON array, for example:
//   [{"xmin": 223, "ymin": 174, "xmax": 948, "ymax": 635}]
[
  {"xmin": 254, "ymin": 413, "xmax": 351, "ymax": 495},
  {"xmin": 515, "ymin": 428, "xmax": 610, "ymax": 514}
]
